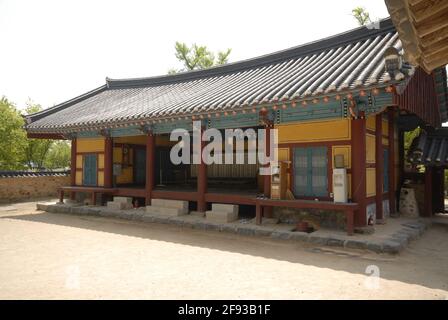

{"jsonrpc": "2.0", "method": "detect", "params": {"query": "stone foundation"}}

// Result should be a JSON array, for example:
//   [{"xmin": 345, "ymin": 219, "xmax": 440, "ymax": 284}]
[{"xmin": 273, "ymin": 207, "xmax": 347, "ymax": 230}]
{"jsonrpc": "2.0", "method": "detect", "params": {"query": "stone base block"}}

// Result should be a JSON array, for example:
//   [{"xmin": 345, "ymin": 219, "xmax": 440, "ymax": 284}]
[
  {"xmin": 151, "ymin": 199, "xmax": 188, "ymax": 213},
  {"xmin": 211, "ymin": 203, "xmax": 238, "ymax": 214},
  {"xmin": 206, "ymin": 210, "xmax": 238, "ymax": 223},
  {"xmin": 113, "ymin": 196, "xmax": 133, "ymax": 204},
  {"xmin": 107, "ymin": 201, "xmax": 133, "ymax": 210},
  {"xmin": 146, "ymin": 206, "xmax": 185, "ymax": 216}
]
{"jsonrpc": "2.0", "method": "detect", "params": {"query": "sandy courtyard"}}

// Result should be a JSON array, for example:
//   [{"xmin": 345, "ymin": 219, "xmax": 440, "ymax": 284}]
[{"xmin": 0, "ymin": 200, "xmax": 447, "ymax": 299}]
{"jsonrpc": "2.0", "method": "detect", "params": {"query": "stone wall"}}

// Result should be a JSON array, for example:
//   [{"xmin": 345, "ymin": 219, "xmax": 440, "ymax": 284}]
[
  {"xmin": 273, "ymin": 207, "xmax": 347, "ymax": 230},
  {"xmin": 0, "ymin": 175, "xmax": 70, "ymax": 203}
]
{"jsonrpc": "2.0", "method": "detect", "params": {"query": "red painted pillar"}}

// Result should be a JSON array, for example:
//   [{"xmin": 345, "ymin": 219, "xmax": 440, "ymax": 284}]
[
  {"xmin": 424, "ymin": 167, "xmax": 433, "ymax": 217},
  {"xmin": 263, "ymin": 126, "xmax": 271, "ymax": 198},
  {"xmin": 70, "ymin": 138, "xmax": 77, "ymax": 200},
  {"xmin": 104, "ymin": 136, "xmax": 113, "ymax": 188},
  {"xmin": 197, "ymin": 126, "xmax": 207, "ymax": 212},
  {"xmin": 388, "ymin": 108, "xmax": 396, "ymax": 214},
  {"xmin": 263, "ymin": 125, "xmax": 273, "ymax": 218},
  {"xmin": 375, "ymin": 114, "xmax": 384, "ymax": 221},
  {"xmin": 145, "ymin": 132, "xmax": 155, "ymax": 205},
  {"xmin": 351, "ymin": 116, "xmax": 367, "ymax": 227}
]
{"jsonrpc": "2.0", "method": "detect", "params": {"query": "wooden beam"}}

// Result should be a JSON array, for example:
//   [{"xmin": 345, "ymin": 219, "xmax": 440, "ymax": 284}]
[
  {"xmin": 263, "ymin": 125, "xmax": 272, "ymax": 218},
  {"xmin": 421, "ymin": 38, "xmax": 448, "ymax": 59},
  {"xmin": 423, "ymin": 54, "xmax": 448, "ymax": 72},
  {"xmin": 424, "ymin": 167, "xmax": 433, "ymax": 216},
  {"xmin": 263, "ymin": 126, "xmax": 271, "ymax": 198},
  {"xmin": 420, "ymin": 25, "xmax": 448, "ymax": 48},
  {"xmin": 375, "ymin": 114, "xmax": 384, "ymax": 221},
  {"xmin": 145, "ymin": 132, "xmax": 155, "ymax": 205},
  {"xmin": 27, "ymin": 132, "xmax": 66, "ymax": 139},
  {"xmin": 411, "ymin": 0, "xmax": 448, "ymax": 23},
  {"xmin": 415, "ymin": 8, "xmax": 448, "ymax": 37},
  {"xmin": 388, "ymin": 108, "xmax": 396, "ymax": 214},
  {"xmin": 70, "ymin": 138, "xmax": 77, "ymax": 200},
  {"xmin": 197, "ymin": 126, "xmax": 207, "ymax": 212},
  {"xmin": 104, "ymin": 136, "xmax": 113, "ymax": 188},
  {"xmin": 351, "ymin": 115, "xmax": 367, "ymax": 227}
]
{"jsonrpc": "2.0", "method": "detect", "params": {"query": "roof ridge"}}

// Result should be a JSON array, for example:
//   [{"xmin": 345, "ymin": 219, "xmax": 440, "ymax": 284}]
[
  {"xmin": 106, "ymin": 17, "xmax": 395, "ymax": 88},
  {"xmin": 24, "ymin": 85, "xmax": 107, "ymax": 124}
]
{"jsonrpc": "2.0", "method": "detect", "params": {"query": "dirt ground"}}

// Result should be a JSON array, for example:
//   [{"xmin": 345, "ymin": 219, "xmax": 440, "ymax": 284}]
[{"xmin": 0, "ymin": 199, "xmax": 447, "ymax": 299}]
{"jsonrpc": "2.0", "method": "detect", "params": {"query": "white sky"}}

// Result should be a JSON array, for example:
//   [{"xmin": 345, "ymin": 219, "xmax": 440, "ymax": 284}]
[{"xmin": 0, "ymin": 0, "xmax": 390, "ymax": 110}]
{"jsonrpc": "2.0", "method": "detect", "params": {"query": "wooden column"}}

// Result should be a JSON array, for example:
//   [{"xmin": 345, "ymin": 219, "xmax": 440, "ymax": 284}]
[
  {"xmin": 104, "ymin": 136, "xmax": 113, "ymax": 188},
  {"xmin": 263, "ymin": 126, "xmax": 271, "ymax": 198},
  {"xmin": 424, "ymin": 167, "xmax": 433, "ymax": 217},
  {"xmin": 375, "ymin": 114, "xmax": 384, "ymax": 221},
  {"xmin": 197, "ymin": 126, "xmax": 207, "ymax": 212},
  {"xmin": 433, "ymin": 168, "xmax": 444, "ymax": 213},
  {"xmin": 145, "ymin": 132, "xmax": 155, "ymax": 205},
  {"xmin": 351, "ymin": 116, "xmax": 367, "ymax": 227},
  {"xmin": 70, "ymin": 138, "xmax": 77, "ymax": 200},
  {"xmin": 388, "ymin": 108, "xmax": 396, "ymax": 214},
  {"xmin": 263, "ymin": 125, "xmax": 272, "ymax": 218}
]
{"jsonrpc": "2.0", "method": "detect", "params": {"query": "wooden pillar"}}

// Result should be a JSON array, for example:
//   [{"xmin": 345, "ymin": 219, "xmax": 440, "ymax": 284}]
[
  {"xmin": 263, "ymin": 126, "xmax": 272, "ymax": 217},
  {"xmin": 70, "ymin": 138, "xmax": 77, "ymax": 200},
  {"xmin": 388, "ymin": 108, "xmax": 396, "ymax": 214},
  {"xmin": 104, "ymin": 136, "xmax": 113, "ymax": 188},
  {"xmin": 375, "ymin": 114, "xmax": 384, "ymax": 221},
  {"xmin": 424, "ymin": 167, "xmax": 433, "ymax": 217},
  {"xmin": 351, "ymin": 116, "xmax": 367, "ymax": 227},
  {"xmin": 263, "ymin": 126, "xmax": 271, "ymax": 198},
  {"xmin": 197, "ymin": 126, "xmax": 207, "ymax": 212},
  {"xmin": 145, "ymin": 132, "xmax": 155, "ymax": 205},
  {"xmin": 433, "ymin": 168, "xmax": 444, "ymax": 213}
]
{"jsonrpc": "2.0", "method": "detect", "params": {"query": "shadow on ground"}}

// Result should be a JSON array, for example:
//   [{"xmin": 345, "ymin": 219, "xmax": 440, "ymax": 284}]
[{"xmin": 3, "ymin": 210, "xmax": 448, "ymax": 293}]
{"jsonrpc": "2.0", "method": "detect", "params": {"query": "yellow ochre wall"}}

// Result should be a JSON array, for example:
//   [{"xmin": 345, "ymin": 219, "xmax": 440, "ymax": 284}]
[
  {"xmin": 113, "ymin": 136, "xmax": 141, "ymax": 185},
  {"xmin": 75, "ymin": 138, "xmax": 105, "ymax": 186},
  {"xmin": 276, "ymin": 119, "xmax": 352, "ymax": 196},
  {"xmin": 277, "ymin": 119, "xmax": 351, "ymax": 143},
  {"xmin": 275, "ymin": 115, "xmax": 392, "ymax": 201}
]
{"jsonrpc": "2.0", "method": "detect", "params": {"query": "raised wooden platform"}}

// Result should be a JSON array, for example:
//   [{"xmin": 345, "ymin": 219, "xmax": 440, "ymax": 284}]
[{"xmin": 59, "ymin": 185, "xmax": 358, "ymax": 234}]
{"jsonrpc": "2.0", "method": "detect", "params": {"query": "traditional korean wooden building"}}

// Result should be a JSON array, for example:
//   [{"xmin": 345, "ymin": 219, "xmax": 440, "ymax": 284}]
[{"xmin": 24, "ymin": 18, "xmax": 448, "ymax": 231}]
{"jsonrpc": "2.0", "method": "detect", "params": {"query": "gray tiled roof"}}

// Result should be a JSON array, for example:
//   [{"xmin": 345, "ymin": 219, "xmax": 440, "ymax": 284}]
[
  {"xmin": 26, "ymin": 18, "xmax": 405, "ymax": 133},
  {"xmin": 408, "ymin": 129, "xmax": 448, "ymax": 167},
  {"xmin": 0, "ymin": 170, "xmax": 70, "ymax": 178}
]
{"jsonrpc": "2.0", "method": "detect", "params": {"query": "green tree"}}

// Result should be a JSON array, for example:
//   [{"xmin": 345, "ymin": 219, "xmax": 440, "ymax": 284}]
[
  {"xmin": 168, "ymin": 42, "xmax": 231, "ymax": 74},
  {"xmin": 23, "ymin": 102, "xmax": 53, "ymax": 170},
  {"xmin": 0, "ymin": 97, "xmax": 26, "ymax": 170},
  {"xmin": 352, "ymin": 7, "xmax": 371, "ymax": 26},
  {"xmin": 44, "ymin": 140, "xmax": 71, "ymax": 169}
]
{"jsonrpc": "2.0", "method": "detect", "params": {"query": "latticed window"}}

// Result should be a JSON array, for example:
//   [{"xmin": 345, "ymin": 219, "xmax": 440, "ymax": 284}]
[{"xmin": 293, "ymin": 146, "xmax": 328, "ymax": 197}]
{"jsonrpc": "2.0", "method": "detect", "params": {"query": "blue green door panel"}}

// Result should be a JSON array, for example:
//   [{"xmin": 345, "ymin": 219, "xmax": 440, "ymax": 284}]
[{"xmin": 83, "ymin": 154, "xmax": 97, "ymax": 186}]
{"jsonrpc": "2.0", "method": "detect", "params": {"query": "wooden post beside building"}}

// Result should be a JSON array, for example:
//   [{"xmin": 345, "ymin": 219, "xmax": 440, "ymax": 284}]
[
  {"xmin": 351, "ymin": 115, "xmax": 367, "ymax": 227},
  {"xmin": 375, "ymin": 114, "xmax": 384, "ymax": 221},
  {"xmin": 145, "ymin": 132, "xmax": 155, "ymax": 205},
  {"xmin": 104, "ymin": 136, "xmax": 113, "ymax": 188},
  {"xmin": 70, "ymin": 138, "xmax": 77, "ymax": 200},
  {"xmin": 388, "ymin": 108, "xmax": 396, "ymax": 214},
  {"xmin": 197, "ymin": 126, "xmax": 207, "ymax": 213},
  {"xmin": 424, "ymin": 167, "xmax": 433, "ymax": 217},
  {"xmin": 263, "ymin": 125, "xmax": 272, "ymax": 218}
]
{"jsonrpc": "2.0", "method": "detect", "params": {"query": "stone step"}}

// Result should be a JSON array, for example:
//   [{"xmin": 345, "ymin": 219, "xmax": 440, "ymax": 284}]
[
  {"xmin": 211, "ymin": 203, "xmax": 238, "ymax": 214},
  {"xmin": 146, "ymin": 206, "xmax": 185, "ymax": 216},
  {"xmin": 107, "ymin": 201, "xmax": 133, "ymax": 210},
  {"xmin": 113, "ymin": 196, "xmax": 133, "ymax": 204},
  {"xmin": 151, "ymin": 199, "xmax": 188, "ymax": 212},
  {"xmin": 206, "ymin": 210, "xmax": 238, "ymax": 223}
]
